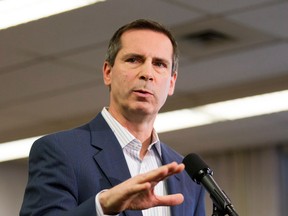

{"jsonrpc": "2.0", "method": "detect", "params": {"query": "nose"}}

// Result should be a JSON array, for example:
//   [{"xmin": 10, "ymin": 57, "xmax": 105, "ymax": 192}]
[{"xmin": 139, "ymin": 61, "xmax": 154, "ymax": 81}]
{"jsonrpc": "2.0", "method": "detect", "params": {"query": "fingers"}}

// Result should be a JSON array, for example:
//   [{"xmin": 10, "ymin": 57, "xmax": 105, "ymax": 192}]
[
  {"xmin": 99, "ymin": 162, "xmax": 185, "ymax": 214},
  {"xmin": 124, "ymin": 162, "xmax": 184, "ymax": 198},
  {"xmin": 155, "ymin": 193, "xmax": 184, "ymax": 206},
  {"xmin": 137, "ymin": 162, "xmax": 184, "ymax": 184},
  {"xmin": 125, "ymin": 162, "xmax": 184, "ymax": 197}
]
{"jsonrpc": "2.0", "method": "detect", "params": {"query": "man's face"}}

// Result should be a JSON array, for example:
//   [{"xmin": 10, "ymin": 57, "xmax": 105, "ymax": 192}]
[{"xmin": 103, "ymin": 29, "xmax": 177, "ymax": 120}]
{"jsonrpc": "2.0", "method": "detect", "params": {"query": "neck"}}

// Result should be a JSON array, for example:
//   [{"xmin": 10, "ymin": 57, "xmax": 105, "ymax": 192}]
[{"xmin": 108, "ymin": 107, "xmax": 156, "ymax": 156}]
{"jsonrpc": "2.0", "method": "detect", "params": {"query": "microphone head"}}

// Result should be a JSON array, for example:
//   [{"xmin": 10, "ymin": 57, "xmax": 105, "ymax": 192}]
[{"xmin": 182, "ymin": 153, "xmax": 213, "ymax": 184}]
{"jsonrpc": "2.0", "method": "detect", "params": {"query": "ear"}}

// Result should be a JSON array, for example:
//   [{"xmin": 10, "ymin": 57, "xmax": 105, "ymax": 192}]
[
  {"xmin": 103, "ymin": 61, "xmax": 112, "ymax": 87},
  {"xmin": 168, "ymin": 71, "xmax": 177, "ymax": 96}
]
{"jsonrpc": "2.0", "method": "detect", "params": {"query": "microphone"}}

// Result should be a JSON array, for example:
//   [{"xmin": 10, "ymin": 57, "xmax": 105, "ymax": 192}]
[{"xmin": 183, "ymin": 153, "xmax": 239, "ymax": 216}]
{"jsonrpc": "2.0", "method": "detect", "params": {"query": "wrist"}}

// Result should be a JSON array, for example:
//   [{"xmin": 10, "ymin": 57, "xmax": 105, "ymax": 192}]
[{"xmin": 99, "ymin": 190, "xmax": 120, "ymax": 215}]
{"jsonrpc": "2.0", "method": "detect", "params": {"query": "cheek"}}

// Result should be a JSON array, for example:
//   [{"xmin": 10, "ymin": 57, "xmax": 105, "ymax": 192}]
[
  {"xmin": 168, "ymin": 84, "xmax": 175, "ymax": 96},
  {"xmin": 111, "ymin": 69, "xmax": 127, "ymax": 84},
  {"xmin": 168, "ymin": 77, "xmax": 176, "ymax": 95},
  {"xmin": 157, "ymin": 81, "xmax": 171, "ymax": 99},
  {"xmin": 157, "ymin": 79, "xmax": 175, "ymax": 101},
  {"xmin": 116, "ymin": 69, "xmax": 129, "ymax": 82},
  {"xmin": 112, "ymin": 73, "xmax": 130, "ymax": 94}
]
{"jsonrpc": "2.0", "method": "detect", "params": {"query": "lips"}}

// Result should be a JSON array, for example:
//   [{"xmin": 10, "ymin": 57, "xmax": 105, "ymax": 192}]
[
  {"xmin": 133, "ymin": 88, "xmax": 154, "ymax": 97},
  {"xmin": 134, "ymin": 89, "xmax": 152, "ymax": 94}
]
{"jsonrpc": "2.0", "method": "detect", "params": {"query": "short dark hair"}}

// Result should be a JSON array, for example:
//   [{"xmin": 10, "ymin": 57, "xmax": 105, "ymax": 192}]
[{"xmin": 105, "ymin": 19, "xmax": 179, "ymax": 74}]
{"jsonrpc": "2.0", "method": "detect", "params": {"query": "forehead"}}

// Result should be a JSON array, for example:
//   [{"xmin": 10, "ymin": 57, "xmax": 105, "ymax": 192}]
[{"xmin": 119, "ymin": 29, "xmax": 173, "ymax": 60}]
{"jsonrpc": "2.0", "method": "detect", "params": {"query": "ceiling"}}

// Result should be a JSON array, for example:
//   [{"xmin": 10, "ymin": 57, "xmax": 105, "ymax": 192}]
[{"xmin": 1, "ymin": 0, "xmax": 288, "ymax": 156}]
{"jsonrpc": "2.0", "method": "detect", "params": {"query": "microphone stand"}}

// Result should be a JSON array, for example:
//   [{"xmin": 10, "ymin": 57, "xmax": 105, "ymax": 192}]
[
  {"xmin": 211, "ymin": 203, "xmax": 239, "ymax": 216},
  {"xmin": 212, "ymin": 204, "xmax": 226, "ymax": 216}
]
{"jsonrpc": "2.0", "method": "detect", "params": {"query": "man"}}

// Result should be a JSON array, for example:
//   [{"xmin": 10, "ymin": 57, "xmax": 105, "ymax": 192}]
[{"xmin": 20, "ymin": 19, "xmax": 205, "ymax": 216}]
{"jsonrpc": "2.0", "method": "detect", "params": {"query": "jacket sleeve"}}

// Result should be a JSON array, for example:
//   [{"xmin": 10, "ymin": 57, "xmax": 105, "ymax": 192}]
[{"xmin": 20, "ymin": 135, "xmax": 97, "ymax": 216}]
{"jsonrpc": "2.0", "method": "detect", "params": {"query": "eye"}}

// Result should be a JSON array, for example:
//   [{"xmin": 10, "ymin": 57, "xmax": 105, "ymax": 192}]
[
  {"xmin": 126, "ymin": 57, "xmax": 137, "ymax": 63},
  {"xmin": 126, "ymin": 56, "xmax": 142, "ymax": 64},
  {"xmin": 153, "ymin": 61, "xmax": 167, "ymax": 68}
]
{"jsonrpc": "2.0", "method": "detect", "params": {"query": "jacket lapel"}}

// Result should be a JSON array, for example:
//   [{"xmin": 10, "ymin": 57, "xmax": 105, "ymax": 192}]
[
  {"xmin": 89, "ymin": 114, "xmax": 143, "ymax": 216},
  {"xmin": 89, "ymin": 114, "xmax": 131, "ymax": 186},
  {"xmin": 161, "ymin": 145, "xmax": 184, "ymax": 216}
]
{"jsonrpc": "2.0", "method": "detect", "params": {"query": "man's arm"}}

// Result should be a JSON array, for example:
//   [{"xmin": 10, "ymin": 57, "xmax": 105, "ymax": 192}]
[{"xmin": 20, "ymin": 136, "xmax": 97, "ymax": 216}]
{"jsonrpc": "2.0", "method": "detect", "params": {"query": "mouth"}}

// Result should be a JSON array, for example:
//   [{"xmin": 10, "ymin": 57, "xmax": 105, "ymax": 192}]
[
  {"xmin": 133, "ymin": 89, "xmax": 153, "ymax": 97},
  {"xmin": 135, "ymin": 89, "xmax": 152, "ymax": 94}
]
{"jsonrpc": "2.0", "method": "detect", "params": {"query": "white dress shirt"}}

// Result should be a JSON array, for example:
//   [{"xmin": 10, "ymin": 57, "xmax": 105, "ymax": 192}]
[{"xmin": 95, "ymin": 108, "xmax": 171, "ymax": 216}]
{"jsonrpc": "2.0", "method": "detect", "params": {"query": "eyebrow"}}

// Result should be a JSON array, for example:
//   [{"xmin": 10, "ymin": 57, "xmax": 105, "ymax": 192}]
[
  {"xmin": 153, "ymin": 57, "xmax": 170, "ymax": 65},
  {"xmin": 122, "ymin": 53, "xmax": 171, "ymax": 65},
  {"xmin": 122, "ymin": 53, "xmax": 144, "ymax": 59}
]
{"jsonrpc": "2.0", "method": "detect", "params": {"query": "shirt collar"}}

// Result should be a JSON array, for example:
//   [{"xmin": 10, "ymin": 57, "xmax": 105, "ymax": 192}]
[{"xmin": 101, "ymin": 107, "xmax": 162, "ymax": 156}]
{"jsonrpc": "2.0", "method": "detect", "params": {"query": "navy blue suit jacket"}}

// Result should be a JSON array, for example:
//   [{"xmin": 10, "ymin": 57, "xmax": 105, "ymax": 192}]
[{"xmin": 20, "ymin": 113, "xmax": 205, "ymax": 216}]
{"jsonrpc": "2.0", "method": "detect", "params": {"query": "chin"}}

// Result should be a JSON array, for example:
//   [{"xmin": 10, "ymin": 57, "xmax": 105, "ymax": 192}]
[
  {"xmin": 129, "ymin": 101, "xmax": 160, "ymax": 115},
  {"xmin": 129, "ymin": 105, "xmax": 152, "ymax": 114}
]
